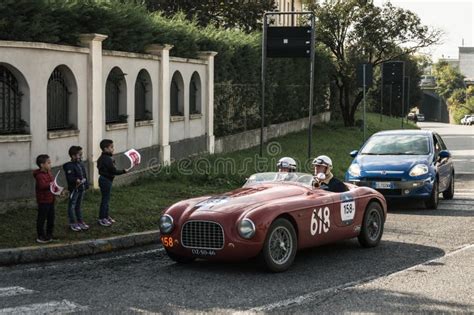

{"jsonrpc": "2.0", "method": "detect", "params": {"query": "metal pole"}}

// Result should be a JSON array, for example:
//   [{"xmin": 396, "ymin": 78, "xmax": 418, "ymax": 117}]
[
  {"xmin": 380, "ymin": 63, "xmax": 384, "ymax": 122},
  {"xmin": 401, "ymin": 63, "xmax": 405, "ymax": 128},
  {"xmin": 406, "ymin": 76, "xmax": 410, "ymax": 125},
  {"xmin": 308, "ymin": 13, "xmax": 315, "ymax": 159},
  {"xmin": 260, "ymin": 15, "xmax": 267, "ymax": 157},
  {"xmin": 363, "ymin": 64, "xmax": 367, "ymax": 141},
  {"xmin": 389, "ymin": 84, "xmax": 392, "ymax": 117}
]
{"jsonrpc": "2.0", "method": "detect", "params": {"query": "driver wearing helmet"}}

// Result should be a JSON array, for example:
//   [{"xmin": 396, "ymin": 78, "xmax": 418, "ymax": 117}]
[
  {"xmin": 276, "ymin": 157, "xmax": 298, "ymax": 181},
  {"xmin": 312, "ymin": 155, "xmax": 348, "ymax": 192}
]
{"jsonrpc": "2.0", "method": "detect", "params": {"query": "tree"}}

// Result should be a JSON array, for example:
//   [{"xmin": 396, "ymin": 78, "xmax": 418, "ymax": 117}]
[
  {"xmin": 141, "ymin": 0, "xmax": 275, "ymax": 32},
  {"xmin": 433, "ymin": 61, "xmax": 465, "ymax": 100},
  {"xmin": 305, "ymin": 0, "xmax": 442, "ymax": 126}
]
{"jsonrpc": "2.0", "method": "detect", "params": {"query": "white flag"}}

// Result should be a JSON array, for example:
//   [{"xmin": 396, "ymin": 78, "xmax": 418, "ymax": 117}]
[
  {"xmin": 124, "ymin": 149, "xmax": 141, "ymax": 168},
  {"xmin": 50, "ymin": 171, "xmax": 64, "ymax": 196}
]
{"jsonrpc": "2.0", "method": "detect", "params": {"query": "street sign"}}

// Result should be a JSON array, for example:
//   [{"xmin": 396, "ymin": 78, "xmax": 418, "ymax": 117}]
[
  {"xmin": 382, "ymin": 61, "xmax": 404, "ymax": 85},
  {"xmin": 266, "ymin": 26, "xmax": 312, "ymax": 58},
  {"xmin": 357, "ymin": 63, "xmax": 373, "ymax": 88}
]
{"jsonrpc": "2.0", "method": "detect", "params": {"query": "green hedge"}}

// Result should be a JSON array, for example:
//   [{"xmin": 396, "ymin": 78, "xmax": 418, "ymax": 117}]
[{"xmin": 0, "ymin": 0, "xmax": 335, "ymax": 136}]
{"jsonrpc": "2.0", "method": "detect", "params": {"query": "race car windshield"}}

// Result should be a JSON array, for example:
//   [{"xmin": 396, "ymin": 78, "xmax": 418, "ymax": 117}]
[
  {"xmin": 360, "ymin": 134, "xmax": 430, "ymax": 155},
  {"xmin": 243, "ymin": 172, "xmax": 314, "ymax": 188}
]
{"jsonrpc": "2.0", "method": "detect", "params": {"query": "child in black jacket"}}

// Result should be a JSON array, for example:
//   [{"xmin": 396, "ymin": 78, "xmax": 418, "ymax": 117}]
[
  {"xmin": 63, "ymin": 146, "xmax": 89, "ymax": 232},
  {"xmin": 97, "ymin": 139, "xmax": 129, "ymax": 227}
]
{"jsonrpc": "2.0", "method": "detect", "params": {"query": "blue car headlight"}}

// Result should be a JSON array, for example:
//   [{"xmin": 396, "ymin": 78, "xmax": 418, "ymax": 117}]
[
  {"xmin": 409, "ymin": 164, "xmax": 429, "ymax": 177},
  {"xmin": 348, "ymin": 164, "xmax": 361, "ymax": 177},
  {"xmin": 159, "ymin": 214, "xmax": 174, "ymax": 234}
]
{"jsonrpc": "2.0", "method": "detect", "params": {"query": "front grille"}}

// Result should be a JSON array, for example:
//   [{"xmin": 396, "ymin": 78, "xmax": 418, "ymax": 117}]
[
  {"xmin": 362, "ymin": 177, "xmax": 402, "ymax": 182},
  {"xmin": 181, "ymin": 221, "xmax": 224, "ymax": 250},
  {"xmin": 378, "ymin": 189, "xmax": 402, "ymax": 196}
]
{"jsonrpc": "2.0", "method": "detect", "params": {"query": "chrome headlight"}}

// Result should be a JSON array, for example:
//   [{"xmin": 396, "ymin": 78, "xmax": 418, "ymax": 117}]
[
  {"xmin": 238, "ymin": 218, "xmax": 256, "ymax": 239},
  {"xmin": 159, "ymin": 214, "xmax": 174, "ymax": 234},
  {"xmin": 409, "ymin": 164, "xmax": 429, "ymax": 177},
  {"xmin": 348, "ymin": 164, "xmax": 361, "ymax": 177}
]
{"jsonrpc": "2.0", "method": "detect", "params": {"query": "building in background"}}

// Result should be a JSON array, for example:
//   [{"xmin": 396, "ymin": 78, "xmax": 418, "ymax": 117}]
[
  {"xmin": 459, "ymin": 47, "xmax": 474, "ymax": 86},
  {"xmin": 274, "ymin": 0, "xmax": 303, "ymax": 26}
]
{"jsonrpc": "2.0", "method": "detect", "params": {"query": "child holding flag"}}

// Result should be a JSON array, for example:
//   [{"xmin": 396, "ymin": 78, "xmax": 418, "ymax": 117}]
[
  {"xmin": 97, "ymin": 139, "xmax": 130, "ymax": 227},
  {"xmin": 63, "ymin": 146, "xmax": 89, "ymax": 232},
  {"xmin": 33, "ymin": 154, "xmax": 56, "ymax": 243}
]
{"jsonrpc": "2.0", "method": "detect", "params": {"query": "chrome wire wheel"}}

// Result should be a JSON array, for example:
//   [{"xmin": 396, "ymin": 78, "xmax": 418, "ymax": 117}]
[
  {"xmin": 268, "ymin": 226, "xmax": 293, "ymax": 265},
  {"xmin": 367, "ymin": 209, "xmax": 382, "ymax": 241}
]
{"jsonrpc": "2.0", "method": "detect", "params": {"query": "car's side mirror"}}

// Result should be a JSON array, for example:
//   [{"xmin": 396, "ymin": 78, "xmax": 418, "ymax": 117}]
[
  {"xmin": 439, "ymin": 150, "xmax": 451, "ymax": 159},
  {"xmin": 350, "ymin": 150, "xmax": 358, "ymax": 158}
]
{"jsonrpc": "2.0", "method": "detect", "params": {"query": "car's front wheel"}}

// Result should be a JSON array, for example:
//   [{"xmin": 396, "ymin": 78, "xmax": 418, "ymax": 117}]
[
  {"xmin": 166, "ymin": 250, "xmax": 195, "ymax": 264},
  {"xmin": 443, "ymin": 173, "xmax": 455, "ymax": 200},
  {"xmin": 261, "ymin": 218, "xmax": 297, "ymax": 273},
  {"xmin": 425, "ymin": 179, "xmax": 439, "ymax": 209},
  {"xmin": 358, "ymin": 202, "xmax": 384, "ymax": 248}
]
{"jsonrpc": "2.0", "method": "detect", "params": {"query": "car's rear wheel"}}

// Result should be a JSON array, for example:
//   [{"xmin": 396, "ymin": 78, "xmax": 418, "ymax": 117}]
[
  {"xmin": 425, "ymin": 179, "xmax": 439, "ymax": 209},
  {"xmin": 443, "ymin": 173, "xmax": 455, "ymax": 200},
  {"xmin": 358, "ymin": 202, "xmax": 384, "ymax": 248},
  {"xmin": 166, "ymin": 250, "xmax": 195, "ymax": 264},
  {"xmin": 261, "ymin": 218, "xmax": 297, "ymax": 273}
]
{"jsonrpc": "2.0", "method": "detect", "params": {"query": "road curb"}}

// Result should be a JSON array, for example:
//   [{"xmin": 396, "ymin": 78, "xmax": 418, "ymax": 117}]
[{"xmin": 0, "ymin": 230, "xmax": 160, "ymax": 266}]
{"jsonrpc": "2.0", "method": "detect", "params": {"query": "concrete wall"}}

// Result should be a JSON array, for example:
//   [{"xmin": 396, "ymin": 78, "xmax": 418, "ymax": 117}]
[
  {"xmin": 215, "ymin": 111, "xmax": 331, "ymax": 154},
  {"xmin": 0, "ymin": 38, "xmax": 217, "ymax": 201}
]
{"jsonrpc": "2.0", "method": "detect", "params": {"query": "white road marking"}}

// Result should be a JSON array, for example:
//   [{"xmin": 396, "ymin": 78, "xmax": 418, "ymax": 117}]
[
  {"xmin": 129, "ymin": 307, "xmax": 161, "ymax": 314},
  {"xmin": 0, "ymin": 287, "xmax": 35, "ymax": 298},
  {"xmin": 0, "ymin": 247, "xmax": 164, "ymax": 274},
  {"xmin": 0, "ymin": 299, "xmax": 87, "ymax": 314},
  {"xmin": 248, "ymin": 244, "xmax": 474, "ymax": 312}
]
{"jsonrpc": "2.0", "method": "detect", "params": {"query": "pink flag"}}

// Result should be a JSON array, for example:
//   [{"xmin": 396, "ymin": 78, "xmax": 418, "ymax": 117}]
[
  {"xmin": 50, "ymin": 171, "xmax": 64, "ymax": 196},
  {"xmin": 124, "ymin": 149, "xmax": 141, "ymax": 168}
]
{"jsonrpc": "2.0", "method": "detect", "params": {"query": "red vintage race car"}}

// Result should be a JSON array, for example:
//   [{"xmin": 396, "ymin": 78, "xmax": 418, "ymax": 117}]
[{"xmin": 159, "ymin": 172, "xmax": 387, "ymax": 272}]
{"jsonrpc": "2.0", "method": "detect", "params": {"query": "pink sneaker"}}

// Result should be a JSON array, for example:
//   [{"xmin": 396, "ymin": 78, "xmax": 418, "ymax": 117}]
[
  {"xmin": 70, "ymin": 223, "xmax": 81, "ymax": 232},
  {"xmin": 78, "ymin": 221, "xmax": 89, "ymax": 230}
]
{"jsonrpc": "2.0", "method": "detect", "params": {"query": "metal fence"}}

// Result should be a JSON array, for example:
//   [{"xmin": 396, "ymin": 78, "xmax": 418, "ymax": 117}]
[
  {"xmin": 47, "ymin": 68, "xmax": 70, "ymax": 130},
  {"xmin": 0, "ymin": 66, "xmax": 22, "ymax": 134}
]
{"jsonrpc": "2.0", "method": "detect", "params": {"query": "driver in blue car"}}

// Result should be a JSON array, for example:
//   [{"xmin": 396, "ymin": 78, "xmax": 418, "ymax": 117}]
[
  {"xmin": 312, "ymin": 155, "xmax": 348, "ymax": 192},
  {"xmin": 276, "ymin": 157, "xmax": 298, "ymax": 181}
]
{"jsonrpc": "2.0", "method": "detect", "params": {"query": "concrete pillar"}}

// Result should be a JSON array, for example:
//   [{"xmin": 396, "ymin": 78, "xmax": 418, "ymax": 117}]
[
  {"xmin": 79, "ymin": 33, "xmax": 108, "ymax": 188},
  {"xmin": 146, "ymin": 44, "xmax": 173, "ymax": 165},
  {"xmin": 198, "ymin": 51, "xmax": 218, "ymax": 154}
]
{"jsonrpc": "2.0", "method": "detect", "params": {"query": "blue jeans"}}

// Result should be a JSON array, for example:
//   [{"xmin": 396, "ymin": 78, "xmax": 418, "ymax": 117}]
[
  {"xmin": 99, "ymin": 176, "xmax": 112, "ymax": 219},
  {"xmin": 67, "ymin": 189, "xmax": 84, "ymax": 224}
]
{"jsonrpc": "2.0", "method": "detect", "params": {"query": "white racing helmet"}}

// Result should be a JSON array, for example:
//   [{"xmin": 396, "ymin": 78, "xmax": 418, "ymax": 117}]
[
  {"xmin": 312, "ymin": 155, "xmax": 333, "ymax": 174},
  {"xmin": 277, "ymin": 157, "xmax": 297, "ymax": 172}
]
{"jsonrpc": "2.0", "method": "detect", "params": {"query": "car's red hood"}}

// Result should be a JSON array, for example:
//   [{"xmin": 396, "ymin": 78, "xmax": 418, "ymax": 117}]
[{"xmin": 175, "ymin": 183, "xmax": 310, "ymax": 217}]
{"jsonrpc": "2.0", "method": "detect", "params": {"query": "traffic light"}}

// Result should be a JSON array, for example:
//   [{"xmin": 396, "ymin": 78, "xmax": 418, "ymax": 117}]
[{"xmin": 382, "ymin": 61, "xmax": 404, "ymax": 85}]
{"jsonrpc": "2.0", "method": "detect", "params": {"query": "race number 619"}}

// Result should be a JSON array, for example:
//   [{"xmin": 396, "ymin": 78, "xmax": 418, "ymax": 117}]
[{"xmin": 311, "ymin": 207, "xmax": 330, "ymax": 236}]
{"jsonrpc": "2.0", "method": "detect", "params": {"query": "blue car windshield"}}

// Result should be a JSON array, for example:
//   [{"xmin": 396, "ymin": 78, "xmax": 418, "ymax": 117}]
[{"xmin": 360, "ymin": 134, "xmax": 430, "ymax": 155}]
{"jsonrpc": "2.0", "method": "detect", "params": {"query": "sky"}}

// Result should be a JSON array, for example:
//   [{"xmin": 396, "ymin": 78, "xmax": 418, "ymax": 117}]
[{"xmin": 372, "ymin": 0, "xmax": 474, "ymax": 61}]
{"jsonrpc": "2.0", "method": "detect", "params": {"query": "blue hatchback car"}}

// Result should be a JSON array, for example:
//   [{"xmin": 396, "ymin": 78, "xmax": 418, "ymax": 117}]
[{"xmin": 345, "ymin": 130, "xmax": 455, "ymax": 209}]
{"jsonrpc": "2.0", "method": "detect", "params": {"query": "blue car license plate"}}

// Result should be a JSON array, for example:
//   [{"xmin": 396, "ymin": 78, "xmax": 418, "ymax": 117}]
[{"xmin": 375, "ymin": 182, "xmax": 392, "ymax": 189}]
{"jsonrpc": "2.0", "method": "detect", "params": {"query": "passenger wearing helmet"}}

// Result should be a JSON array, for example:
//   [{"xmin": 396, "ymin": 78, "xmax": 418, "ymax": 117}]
[
  {"xmin": 276, "ymin": 157, "xmax": 298, "ymax": 181},
  {"xmin": 312, "ymin": 155, "xmax": 348, "ymax": 193},
  {"xmin": 277, "ymin": 157, "xmax": 297, "ymax": 173}
]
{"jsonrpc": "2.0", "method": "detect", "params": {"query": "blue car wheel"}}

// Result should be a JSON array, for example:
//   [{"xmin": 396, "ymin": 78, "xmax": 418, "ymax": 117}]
[{"xmin": 424, "ymin": 179, "xmax": 439, "ymax": 209}]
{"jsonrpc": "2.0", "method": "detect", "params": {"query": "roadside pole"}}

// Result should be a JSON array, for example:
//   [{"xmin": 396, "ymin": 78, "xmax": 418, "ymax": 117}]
[
  {"xmin": 260, "ymin": 15, "xmax": 267, "ymax": 157},
  {"xmin": 363, "ymin": 64, "xmax": 367, "ymax": 141},
  {"xmin": 308, "ymin": 14, "xmax": 315, "ymax": 159}
]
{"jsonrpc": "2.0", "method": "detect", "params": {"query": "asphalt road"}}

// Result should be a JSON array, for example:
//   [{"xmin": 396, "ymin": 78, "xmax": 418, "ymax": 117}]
[{"xmin": 0, "ymin": 122, "xmax": 473, "ymax": 314}]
